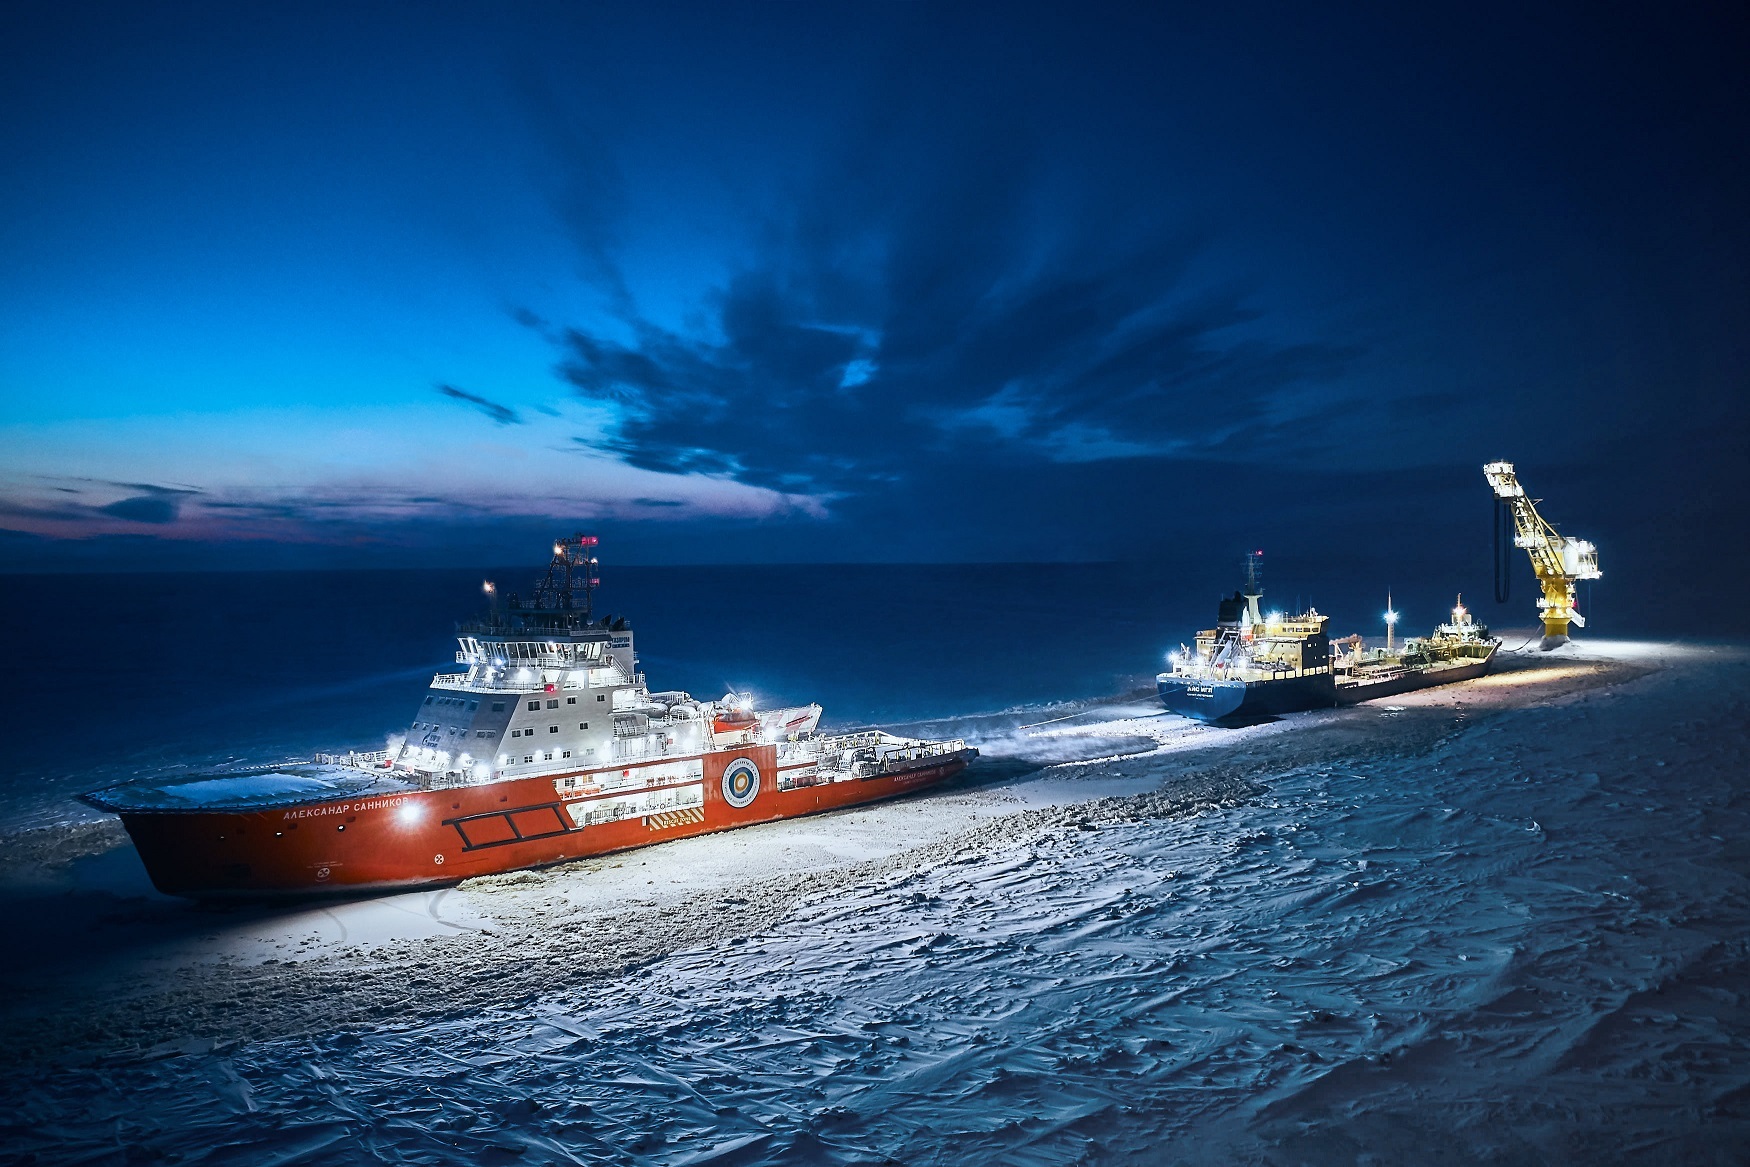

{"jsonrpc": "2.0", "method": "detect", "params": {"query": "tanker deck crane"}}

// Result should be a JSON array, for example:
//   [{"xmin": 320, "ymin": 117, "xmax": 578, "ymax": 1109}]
[{"xmin": 1483, "ymin": 461, "xmax": 1601, "ymax": 649}]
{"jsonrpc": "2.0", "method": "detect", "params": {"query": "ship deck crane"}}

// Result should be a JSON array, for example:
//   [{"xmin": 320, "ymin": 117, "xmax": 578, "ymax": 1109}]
[{"xmin": 1483, "ymin": 461, "xmax": 1601, "ymax": 648}]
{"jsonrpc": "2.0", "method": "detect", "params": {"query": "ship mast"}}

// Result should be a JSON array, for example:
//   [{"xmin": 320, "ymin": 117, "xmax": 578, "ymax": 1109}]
[
  {"xmin": 533, "ymin": 534, "xmax": 602, "ymax": 619},
  {"xmin": 1241, "ymin": 550, "xmax": 1264, "ymax": 628}
]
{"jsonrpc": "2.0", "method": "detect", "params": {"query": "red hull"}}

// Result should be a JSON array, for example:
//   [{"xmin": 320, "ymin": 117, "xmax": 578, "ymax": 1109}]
[{"xmin": 116, "ymin": 746, "xmax": 971, "ymax": 898}]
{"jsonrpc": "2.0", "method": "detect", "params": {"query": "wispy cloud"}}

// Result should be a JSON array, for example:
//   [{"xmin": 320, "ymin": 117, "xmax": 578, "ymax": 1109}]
[
  {"xmin": 437, "ymin": 384, "xmax": 522, "ymax": 426},
  {"xmin": 98, "ymin": 496, "xmax": 180, "ymax": 523},
  {"xmin": 0, "ymin": 404, "xmax": 815, "ymax": 556}
]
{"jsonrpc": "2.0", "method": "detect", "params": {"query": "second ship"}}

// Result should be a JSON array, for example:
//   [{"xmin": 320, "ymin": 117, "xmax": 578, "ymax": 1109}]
[
  {"xmin": 84, "ymin": 537, "xmax": 977, "ymax": 898},
  {"xmin": 1156, "ymin": 552, "xmax": 1500, "ymax": 722}
]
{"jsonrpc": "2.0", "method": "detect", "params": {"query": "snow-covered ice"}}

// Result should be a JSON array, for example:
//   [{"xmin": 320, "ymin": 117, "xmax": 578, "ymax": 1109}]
[{"xmin": 2, "ymin": 638, "xmax": 1747, "ymax": 1164}]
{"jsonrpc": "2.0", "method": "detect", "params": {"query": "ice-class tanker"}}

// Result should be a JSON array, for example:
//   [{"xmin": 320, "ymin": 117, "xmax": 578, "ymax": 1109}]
[
  {"xmin": 1157, "ymin": 552, "xmax": 1500, "ymax": 722},
  {"xmin": 84, "ymin": 537, "xmax": 977, "ymax": 898}
]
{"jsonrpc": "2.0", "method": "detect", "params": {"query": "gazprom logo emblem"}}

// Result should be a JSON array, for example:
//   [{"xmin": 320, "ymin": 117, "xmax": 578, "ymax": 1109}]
[{"xmin": 721, "ymin": 757, "xmax": 760, "ymax": 808}]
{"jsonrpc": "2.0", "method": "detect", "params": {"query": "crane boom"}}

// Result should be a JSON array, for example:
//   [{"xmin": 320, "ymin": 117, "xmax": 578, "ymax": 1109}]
[{"xmin": 1483, "ymin": 461, "xmax": 1601, "ymax": 648}]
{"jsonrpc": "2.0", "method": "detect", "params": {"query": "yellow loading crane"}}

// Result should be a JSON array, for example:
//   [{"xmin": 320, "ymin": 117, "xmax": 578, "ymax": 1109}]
[{"xmin": 1483, "ymin": 461, "xmax": 1601, "ymax": 648}]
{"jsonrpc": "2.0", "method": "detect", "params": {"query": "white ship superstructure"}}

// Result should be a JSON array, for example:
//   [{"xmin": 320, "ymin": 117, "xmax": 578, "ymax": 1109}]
[{"xmin": 86, "ymin": 535, "xmax": 976, "ymax": 897}]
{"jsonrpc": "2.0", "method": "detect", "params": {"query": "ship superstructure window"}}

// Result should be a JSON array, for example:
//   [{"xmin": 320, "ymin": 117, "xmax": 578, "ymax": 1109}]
[
  {"xmin": 549, "ymin": 725, "xmax": 559, "ymax": 733},
  {"xmin": 546, "ymin": 699, "xmax": 558, "ymax": 708},
  {"xmin": 597, "ymin": 694, "xmax": 606, "ymax": 702},
  {"xmin": 527, "ymin": 701, "xmax": 540, "ymax": 711},
  {"xmin": 492, "ymin": 702, "xmax": 505, "ymax": 712},
  {"xmin": 562, "ymin": 750, "xmax": 571, "ymax": 758},
  {"xmin": 543, "ymin": 752, "xmax": 553, "ymax": 761},
  {"xmin": 567, "ymin": 697, "xmax": 576, "ymax": 704},
  {"xmin": 579, "ymin": 722, "xmax": 589, "ymax": 730},
  {"xmin": 424, "ymin": 697, "xmax": 433, "ymax": 704},
  {"xmin": 523, "ymin": 755, "xmax": 534, "ymax": 763}
]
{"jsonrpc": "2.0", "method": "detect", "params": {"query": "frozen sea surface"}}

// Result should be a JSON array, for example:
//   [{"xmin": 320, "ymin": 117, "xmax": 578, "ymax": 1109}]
[{"xmin": 3, "ymin": 640, "xmax": 1748, "ymax": 1165}]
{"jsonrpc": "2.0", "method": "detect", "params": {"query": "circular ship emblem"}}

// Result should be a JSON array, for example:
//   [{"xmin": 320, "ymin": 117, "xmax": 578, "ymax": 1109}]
[{"xmin": 721, "ymin": 757, "xmax": 761, "ymax": 808}]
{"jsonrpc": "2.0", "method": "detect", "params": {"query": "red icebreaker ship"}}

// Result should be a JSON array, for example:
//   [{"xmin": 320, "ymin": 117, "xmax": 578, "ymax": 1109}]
[{"xmin": 85, "ymin": 537, "xmax": 976, "ymax": 898}]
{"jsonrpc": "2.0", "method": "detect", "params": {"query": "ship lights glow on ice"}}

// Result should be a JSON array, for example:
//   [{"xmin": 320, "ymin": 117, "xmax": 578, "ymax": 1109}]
[{"xmin": 77, "ymin": 534, "xmax": 976, "ymax": 897}]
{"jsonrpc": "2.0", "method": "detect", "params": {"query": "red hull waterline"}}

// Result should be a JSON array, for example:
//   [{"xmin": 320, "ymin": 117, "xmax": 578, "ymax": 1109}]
[{"xmin": 111, "ymin": 746, "xmax": 972, "ymax": 899}]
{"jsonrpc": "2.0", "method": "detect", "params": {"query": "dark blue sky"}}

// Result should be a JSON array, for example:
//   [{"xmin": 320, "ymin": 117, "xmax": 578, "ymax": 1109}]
[{"xmin": 2, "ymin": 3, "xmax": 1744, "ymax": 589}]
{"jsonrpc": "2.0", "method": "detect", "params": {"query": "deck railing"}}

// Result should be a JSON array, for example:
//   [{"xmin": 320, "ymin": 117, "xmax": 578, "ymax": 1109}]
[{"xmin": 314, "ymin": 748, "xmax": 393, "ymax": 768}]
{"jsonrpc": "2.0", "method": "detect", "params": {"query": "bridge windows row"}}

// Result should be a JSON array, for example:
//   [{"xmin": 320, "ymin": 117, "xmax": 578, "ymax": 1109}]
[{"xmin": 424, "ymin": 696, "xmax": 480, "ymax": 711}]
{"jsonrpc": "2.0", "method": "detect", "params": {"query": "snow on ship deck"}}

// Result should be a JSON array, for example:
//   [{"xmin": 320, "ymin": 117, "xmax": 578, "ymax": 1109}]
[{"xmin": 83, "ymin": 764, "xmax": 415, "ymax": 813}]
